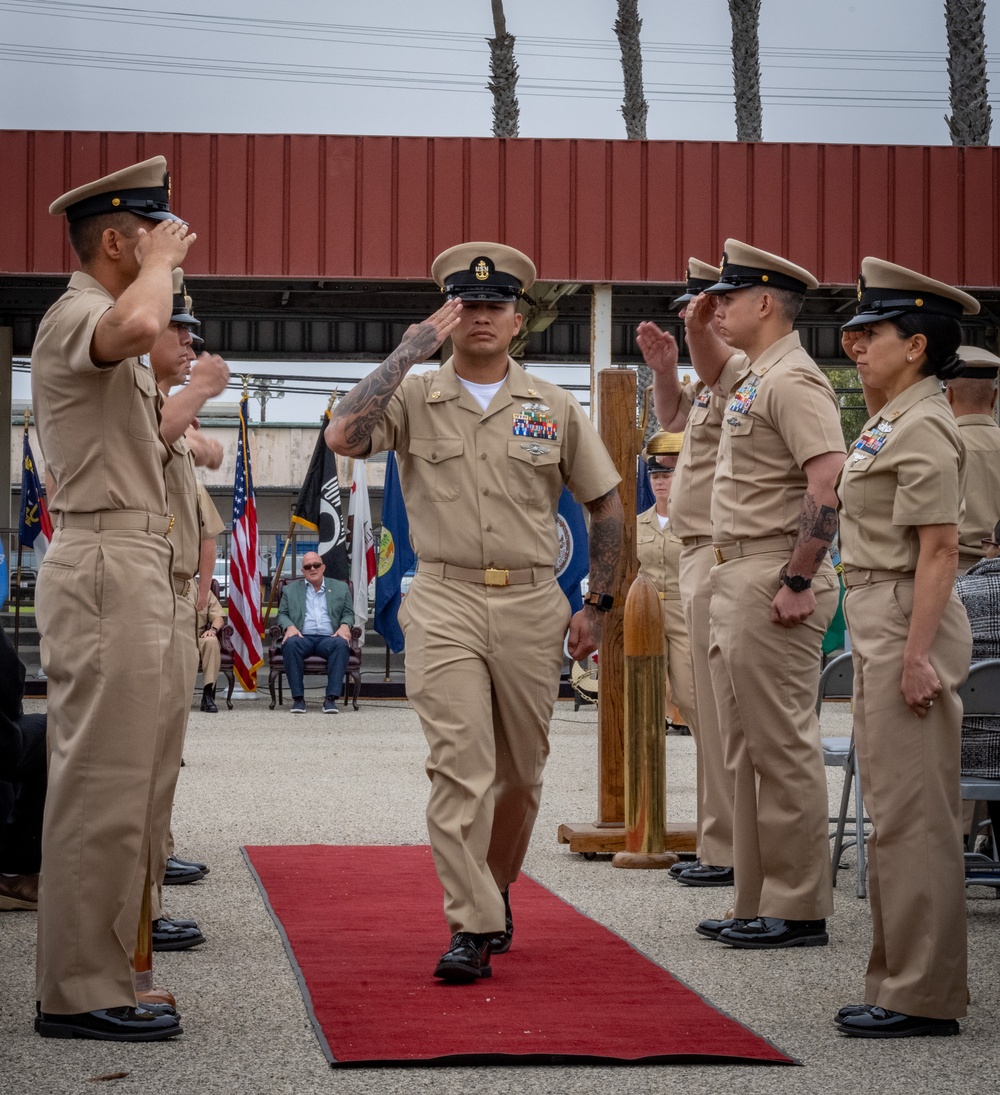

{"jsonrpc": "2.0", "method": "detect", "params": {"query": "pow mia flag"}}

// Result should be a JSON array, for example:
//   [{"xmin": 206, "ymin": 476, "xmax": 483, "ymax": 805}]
[{"xmin": 292, "ymin": 411, "xmax": 349, "ymax": 581}]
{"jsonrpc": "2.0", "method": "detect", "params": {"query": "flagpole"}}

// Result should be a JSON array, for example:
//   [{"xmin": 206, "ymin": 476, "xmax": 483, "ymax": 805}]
[{"xmin": 261, "ymin": 391, "xmax": 341, "ymax": 628}]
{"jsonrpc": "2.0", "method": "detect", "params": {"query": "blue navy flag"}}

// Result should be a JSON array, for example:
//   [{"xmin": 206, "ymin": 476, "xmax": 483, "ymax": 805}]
[
  {"xmin": 556, "ymin": 486, "xmax": 589, "ymax": 614},
  {"xmin": 374, "ymin": 452, "xmax": 415, "ymax": 654},
  {"xmin": 19, "ymin": 430, "xmax": 53, "ymax": 562}
]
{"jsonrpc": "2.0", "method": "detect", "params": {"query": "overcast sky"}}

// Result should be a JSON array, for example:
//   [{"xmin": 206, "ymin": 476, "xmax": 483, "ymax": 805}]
[
  {"xmin": 2, "ymin": 0, "xmax": 997, "ymax": 145},
  {"xmin": 5, "ymin": 1, "xmax": 998, "ymax": 421}
]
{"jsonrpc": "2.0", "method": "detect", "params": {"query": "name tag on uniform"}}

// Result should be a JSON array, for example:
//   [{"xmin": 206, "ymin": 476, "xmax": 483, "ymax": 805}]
[
  {"xmin": 514, "ymin": 403, "xmax": 558, "ymax": 440},
  {"xmin": 727, "ymin": 377, "xmax": 758, "ymax": 415}
]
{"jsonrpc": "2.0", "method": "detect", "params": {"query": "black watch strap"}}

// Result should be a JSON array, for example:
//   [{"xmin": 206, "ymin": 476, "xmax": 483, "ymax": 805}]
[
  {"xmin": 781, "ymin": 572, "xmax": 812, "ymax": 593},
  {"xmin": 584, "ymin": 591, "xmax": 614, "ymax": 612}
]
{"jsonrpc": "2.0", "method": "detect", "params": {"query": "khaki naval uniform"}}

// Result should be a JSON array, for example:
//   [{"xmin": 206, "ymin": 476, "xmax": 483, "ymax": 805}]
[
  {"xmin": 709, "ymin": 331, "xmax": 844, "ymax": 921},
  {"xmin": 838, "ymin": 376, "xmax": 971, "ymax": 1019},
  {"xmin": 196, "ymin": 589, "xmax": 226, "ymax": 687},
  {"xmin": 31, "ymin": 271, "xmax": 175, "ymax": 1014},
  {"xmin": 369, "ymin": 357, "xmax": 620, "ymax": 934},
  {"xmin": 636, "ymin": 506, "xmax": 696, "ymax": 731},
  {"xmin": 150, "ymin": 447, "xmax": 224, "ymax": 921},
  {"xmin": 669, "ymin": 368, "xmax": 742, "ymax": 867},
  {"xmin": 955, "ymin": 413, "xmax": 1000, "ymax": 573}
]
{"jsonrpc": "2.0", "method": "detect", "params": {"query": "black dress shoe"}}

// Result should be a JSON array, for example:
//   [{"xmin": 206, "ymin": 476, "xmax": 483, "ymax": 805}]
[
  {"xmin": 668, "ymin": 856, "xmax": 699, "ymax": 878},
  {"xmin": 163, "ymin": 856, "xmax": 208, "ymax": 885},
  {"xmin": 488, "ymin": 888, "xmax": 514, "ymax": 955},
  {"xmin": 160, "ymin": 916, "xmax": 198, "ymax": 929},
  {"xmin": 835, "ymin": 1003, "xmax": 872, "ymax": 1022},
  {"xmin": 719, "ymin": 916, "xmax": 828, "ymax": 949},
  {"xmin": 695, "ymin": 915, "xmax": 749, "ymax": 940},
  {"xmin": 35, "ymin": 1006, "xmax": 183, "ymax": 1042},
  {"xmin": 152, "ymin": 918, "xmax": 206, "ymax": 951},
  {"xmin": 138, "ymin": 1001, "xmax": 179, "ymax": 1018},
  {"xmin": 675, "ymin": 864, "xmax": 735, "ymax": 888},
  {"xmin": 836, "ymin": 1006, "xmax": 960, "ymax": 1039},
  {"xmin": 200, "ymin": 685, "xmax": 218, "ymax": 713},
  {"xmin": 433, "ymin": 933, "xmax": 493, "ymax": 982}
]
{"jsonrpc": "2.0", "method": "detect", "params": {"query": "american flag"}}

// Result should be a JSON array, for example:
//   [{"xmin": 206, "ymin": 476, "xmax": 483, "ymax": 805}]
[{"xmin": 229, "ymin": 397, "xmax": 264, "ymax": 691}]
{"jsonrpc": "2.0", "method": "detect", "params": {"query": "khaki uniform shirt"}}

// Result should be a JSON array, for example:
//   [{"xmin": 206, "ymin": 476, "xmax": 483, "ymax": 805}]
[
  {"xmin": 955, "ymin": 414, "xmax": 1000, "ymax": 562},
  {"xmin": 711, "ymin": 332, "xmax": 846, "ymax": 542},
  {"xmin": 195, "ymin": 590, "xmax": 225, "ymax": 631},
  {"xmin": 165, "ymin": 436, "xmax": 201, "ymax": 582},
  {"xmin": 30, "ymin": 271, "xmax": 169, "ymax": 516},
  {"xmin": 669, "ymin": 355, "xmax": 746, "ymax": 540},
  {"xmin": 838, "ymin": 377, "xmax": 966, "ymax": 572},
  {"xmin": 636, "ymin": 505, "xmax": 682, "ymax": 599},
  {"xmin": 368, "ymin": 357, "xmax": 620, "ymax": 570}
]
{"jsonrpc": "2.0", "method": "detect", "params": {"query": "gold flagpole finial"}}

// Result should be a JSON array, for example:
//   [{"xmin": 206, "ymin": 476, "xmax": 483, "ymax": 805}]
[
  {"xmin": 325, "ymin": 391, "xmax": 338, "ymax": 414},
  {"xmin": 241, "ymin": 374, "xmax": 251, "ymax": 400},
  {"xmin": 23, "ymin": 408, "xmax": 30, "ymax": 430}
]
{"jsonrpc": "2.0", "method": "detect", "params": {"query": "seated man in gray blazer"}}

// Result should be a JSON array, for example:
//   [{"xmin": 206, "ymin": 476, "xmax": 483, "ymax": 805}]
[{"xmin": 277, "ymin": 551, "xmax": 354, "ymax": 713}]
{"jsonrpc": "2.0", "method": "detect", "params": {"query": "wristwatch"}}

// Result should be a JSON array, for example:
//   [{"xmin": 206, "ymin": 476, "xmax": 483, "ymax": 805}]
[
  {"xmin": 583, "ymin": 591, "xmax": 615, "ymax": 612},
  {"xmin": 780, "ymin": 572, "xmax": 812, "ymax": 593}
]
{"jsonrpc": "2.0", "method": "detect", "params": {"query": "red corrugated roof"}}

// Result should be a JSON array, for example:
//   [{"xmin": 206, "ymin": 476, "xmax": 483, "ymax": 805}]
[{"xmin": 2, "ymin": 131, "xmax": 997, "ymax": 288}]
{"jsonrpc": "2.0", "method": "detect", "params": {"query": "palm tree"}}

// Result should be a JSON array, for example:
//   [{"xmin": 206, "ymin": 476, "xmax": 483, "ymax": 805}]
[
  {"xmin": 728, "ymin": 0, "xmax": 762, "ymax": 141},
  {"xmin": 614, "ymin": 0, "xmax": 648, "ymax": 140},
  {"xmin": 488, "ymin": 0, "xmax": 520, "ymax": 137},
  {"xmin": 944, "ymin": 0, "xmax": 991, "ymax": 145}
]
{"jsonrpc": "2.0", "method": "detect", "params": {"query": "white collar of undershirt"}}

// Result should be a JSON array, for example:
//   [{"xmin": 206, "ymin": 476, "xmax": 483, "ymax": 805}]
[{"xmin": 459, "ymin": 374, "xmax": 507, "ymax": 411}]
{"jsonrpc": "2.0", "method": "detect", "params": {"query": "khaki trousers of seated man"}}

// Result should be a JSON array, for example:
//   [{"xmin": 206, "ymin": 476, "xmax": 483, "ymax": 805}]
[
  {"xmin": 36, "ymin": 529, "xmax": 174, "ymax": 1014},
  {"xmin": 198, "ymin": 632, "xmax": 222, "ymax": 687},
  {"xmin": 399, "ymin": 571, "xmax": 569, "ymax": 935},
  {"xmin": 708, "ymin": 551, "xmax": 837, "ymax": 922},
  {"xmin": 679, "ymin": 541, "xmax": 734, "ymax": 867},
  {"xmin": 845, "ymin": 580, "xmax": 971, "ymax": 1020},
  {"xmin": 151, "ymin": 592, "xmax": 200, "ymax": 921},
  {"xmin": 663, "ymin": 595, "xmax": 697, "ymax": 733}
]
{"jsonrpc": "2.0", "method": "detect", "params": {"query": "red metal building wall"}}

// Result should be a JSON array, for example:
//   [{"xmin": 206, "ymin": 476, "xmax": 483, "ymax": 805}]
[{"xmin": 1, "ymin": 131, "xmax": 997, "ymax": 288}]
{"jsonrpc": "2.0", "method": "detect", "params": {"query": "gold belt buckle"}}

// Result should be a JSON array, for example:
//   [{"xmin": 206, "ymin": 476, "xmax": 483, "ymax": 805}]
[
  {"xmin": 484, "ymin": 568, "xmax": 509, "ymax": 587},
  {"xmin": 166, "ymin": 514, "xmax": 175, "ymax": 535},
  {"xmin": 713, "ymin": 547, "xmax": 724, "ymax": 566}
]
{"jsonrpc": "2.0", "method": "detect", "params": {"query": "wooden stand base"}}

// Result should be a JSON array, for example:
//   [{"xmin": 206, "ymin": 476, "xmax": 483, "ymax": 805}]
[
  {"xmin": 611, "ymin": 850, "xmax": 679, "ymax": 869},
  {"xmin": 557, "ymin": 822, "xmax": 697, "ymax": 856}
]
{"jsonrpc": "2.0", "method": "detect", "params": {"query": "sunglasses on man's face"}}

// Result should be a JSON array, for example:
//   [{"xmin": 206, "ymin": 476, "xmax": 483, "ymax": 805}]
[
  {"xmin": 303, "ymin": 562, "xmax": 323, "ymax": 571},
  {"xmin": 982, "ymin": 538, "xmax": 999, "ymax": 549}
]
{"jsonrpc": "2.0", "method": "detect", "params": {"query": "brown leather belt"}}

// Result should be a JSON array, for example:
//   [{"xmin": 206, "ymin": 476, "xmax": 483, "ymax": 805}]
[
  {"xmin": 712, "ymin": 534, "xmax": 797, "ymax": 565},
  {"xmin": 842, "ymin": 568, "xmax": 915, "ymax": 588},
  {"xmin": 680, "ymin": 534, "xmax": 714, "ymax": 548},
  {"xmin": 57, "ymin": 510, "xmax": 174, "ymax": 536},
  {"xmin": 419, "ymin": 561, "xmax": 555, "ymax": 587}
]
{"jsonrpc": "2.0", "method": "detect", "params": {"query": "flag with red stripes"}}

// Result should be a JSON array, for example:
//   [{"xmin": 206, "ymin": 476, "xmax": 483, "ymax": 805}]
[{"xmin": 229, "ymin": 397, "xmax": 264, "ymax": 691}]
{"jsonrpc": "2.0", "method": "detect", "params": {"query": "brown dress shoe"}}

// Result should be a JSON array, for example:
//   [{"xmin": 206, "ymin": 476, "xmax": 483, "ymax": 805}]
[
  {"xmin": 136, "ymin": 986, "xmax": 177, "ymax": 1009},
  {"xmin": 0, "ymin": 873, "xmax": 39, "ymax": 910}
]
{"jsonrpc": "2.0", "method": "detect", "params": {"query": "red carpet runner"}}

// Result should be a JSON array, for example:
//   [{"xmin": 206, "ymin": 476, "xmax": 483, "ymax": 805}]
[{"xmin": 243, "ymin": 844, "xmax": 796, "ymax": 1068}]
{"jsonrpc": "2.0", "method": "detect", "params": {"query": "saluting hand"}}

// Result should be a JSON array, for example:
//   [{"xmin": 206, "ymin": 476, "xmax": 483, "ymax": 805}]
[
  {"xmin": 189, "ymin": 352, "xmax": 230, "ymax": 399},
  {"xmin": 396, "ymin": 298, "xmax": 463, "ymax": 367},
  {"xmin": 635, "ymin": 322, "xmax": 679, "ymax": 375},
  {"xmin": 135, "ymin": 218, "xmax": 197, "ymax": 269},
  {"xmin": 682, "ymin": 292, "xmax": 716, "ymax": 335}
]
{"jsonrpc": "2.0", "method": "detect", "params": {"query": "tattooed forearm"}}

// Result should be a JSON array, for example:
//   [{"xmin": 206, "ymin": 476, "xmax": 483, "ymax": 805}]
[
  {"xmin": 326, "ymin": 320, "xmax": 445, "ymax": 455},
  {"xmin": 584, "ymin": 488, "xmax": 625, "ymax": 594},
  {"xmin": 798, "ymin": 494, "xmax": 839, "ymax": 544}
]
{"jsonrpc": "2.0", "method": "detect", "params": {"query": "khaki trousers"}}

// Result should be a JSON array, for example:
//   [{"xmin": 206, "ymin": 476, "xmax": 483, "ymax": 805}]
[
  {"xmin": 679, "ymin": 542, "xmax": 733, "ymax": 866},
  {"xmin": 35, "ymin": 528, "xmax": 174, "ymax": 1013},
  {"xmin": 844, "ymin": 580, "xmax": 971, "ymax": 1019},
  {"xmin": 662, "ymin": 596, "xmax": 697, "ymax": 732},
  {"xmin": 709, "ymin": 552, "xmax": 837, "ymax": 921},
  {"xmin": 399, "ymin": 572, "xmax": 569, "ymax": 935},
  {"xmin": 150, "ymin": 594, "xmax": 199, "ymax": 921},
  {"xmin": 198, "ymin": 633, "xmax": 222, "ymax": 685}
]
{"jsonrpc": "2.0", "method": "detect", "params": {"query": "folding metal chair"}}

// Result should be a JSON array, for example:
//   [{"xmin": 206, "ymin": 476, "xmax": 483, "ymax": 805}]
[
  {"xmin": 958, "ymin": 660, "xmax": 1000, "ymax": 895},
  {"xmin": 816, "ymin": 651, "xmax": 867, "ymax": 897}
]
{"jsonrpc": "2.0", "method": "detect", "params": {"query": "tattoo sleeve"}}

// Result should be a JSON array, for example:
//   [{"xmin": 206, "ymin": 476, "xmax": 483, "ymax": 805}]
[
  {"xmin": 791, "ymin": 492, "xmax": 839, "ymax": 575},
  {"xmin": 585, "ymin": 488, "xmax": 625, "ymax": 594},
  {"xmin": 329, "ymin": 322, "xmax": 444, "ymax": 454}
]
